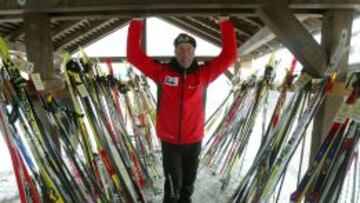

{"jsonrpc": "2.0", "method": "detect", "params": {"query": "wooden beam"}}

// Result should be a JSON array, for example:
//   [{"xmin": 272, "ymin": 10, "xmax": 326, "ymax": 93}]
[
  {"xmin": 2, "ymin": 0, "xmax": 360, "ymax": 15},
  {"xmin": 24, "ymin": 12, "xmax": 56, "ymax": 80},
  {"xmin": 0, "ymin": 15, "xmax": 23, "ymax": 23},
  {"xmin": 238, "ymin": 26, "xmax": 274, "ymax": 56},
  {"xmin": 238, "ymin": 15, "xmax": 311, "ymax": 57},
  {"xmin": 322, "ymin": 11, "xmax": 353, "ymax": 81},
  {"xmin": 256, "ymin": 6, "xmax": 327, "ymax": 77},
  {"xmin": 311, "ymin": 9, "xmax": 353, "ymax": 160},
  {"xmin": 49, "ymin": 9, "xmax": 257, "ymax": 19}
]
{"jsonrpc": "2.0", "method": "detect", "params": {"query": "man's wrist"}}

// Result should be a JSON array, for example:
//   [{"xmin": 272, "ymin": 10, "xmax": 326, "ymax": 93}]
[{"xmin": 133, "ymin": 17, "xmax": 144, "ymax": 21}]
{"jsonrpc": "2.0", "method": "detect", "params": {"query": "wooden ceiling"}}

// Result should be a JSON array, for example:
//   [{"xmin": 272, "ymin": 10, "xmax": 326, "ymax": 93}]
[
  {"xmin": 0, "ymin": 0, "xmax": 355, "ymax": 60},
  {"xmin": 0, "ymin": 16, "xmax": 322, "ymax": 59}
]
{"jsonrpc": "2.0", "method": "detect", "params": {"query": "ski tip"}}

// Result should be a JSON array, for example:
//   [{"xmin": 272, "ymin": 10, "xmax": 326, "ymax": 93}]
[
  {"xmin": 0, "ymin": 36, "xmax": 10, "ymax": 61},
  {"xmin": 79, "ymin": 47, "xmax": 90, "ymax": 64}
]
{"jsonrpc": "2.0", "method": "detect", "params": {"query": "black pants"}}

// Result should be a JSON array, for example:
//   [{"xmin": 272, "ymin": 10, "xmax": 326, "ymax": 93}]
[{"xmin": 161, "ymin": 141, "xmax": 202, "ymax": 203}]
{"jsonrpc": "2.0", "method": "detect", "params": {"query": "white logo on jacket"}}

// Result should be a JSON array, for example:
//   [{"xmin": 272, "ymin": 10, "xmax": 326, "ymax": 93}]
[{"xmin": 165, "ymin": 76, "xmax": 179, "ymax": 86}]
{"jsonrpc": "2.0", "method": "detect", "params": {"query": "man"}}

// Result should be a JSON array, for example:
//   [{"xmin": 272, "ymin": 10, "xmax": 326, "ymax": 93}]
[{"xmin": 127, "ymin": 17, "xmax": 237, "ymax": 203}]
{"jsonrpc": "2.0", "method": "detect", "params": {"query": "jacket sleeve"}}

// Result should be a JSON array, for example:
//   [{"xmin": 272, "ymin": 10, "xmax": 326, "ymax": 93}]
[
  {"xmin": 201, "ymin": 20, "xmax": 237, "ymax": 85},
  {"xmin": 127, "ymin": 19, "xmax": 161, "ymax": 82}
]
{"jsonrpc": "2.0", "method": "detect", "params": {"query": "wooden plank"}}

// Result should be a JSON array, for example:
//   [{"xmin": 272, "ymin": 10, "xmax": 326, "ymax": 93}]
[{"xmin": 256, "ymin": 6, "xmax": 327, "ymax": 77}]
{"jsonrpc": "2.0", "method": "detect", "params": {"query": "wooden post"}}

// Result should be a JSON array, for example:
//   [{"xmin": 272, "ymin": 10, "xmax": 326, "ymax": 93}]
[
  {"xmin": 310, "ymin": 9, "xmax": 354, "ymax": 160},
  {"xmin": 24, "ymin": 12, "xmax": 61, "ymax": 149},
  {"xmin": 24, "ymin": 12, "xmax": 55, "ymax": 80}
]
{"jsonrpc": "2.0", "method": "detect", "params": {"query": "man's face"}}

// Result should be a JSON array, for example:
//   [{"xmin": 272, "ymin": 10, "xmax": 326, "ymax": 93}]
[{"xmin": 175, "ymin": 43, "xmax": 195, "ymax": 69}]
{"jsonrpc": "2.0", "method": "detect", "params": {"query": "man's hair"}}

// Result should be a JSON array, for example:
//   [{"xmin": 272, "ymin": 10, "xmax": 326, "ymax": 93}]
[{"xmin": 174, "ymin": 33, "xmax": 196, "ymax": 48}]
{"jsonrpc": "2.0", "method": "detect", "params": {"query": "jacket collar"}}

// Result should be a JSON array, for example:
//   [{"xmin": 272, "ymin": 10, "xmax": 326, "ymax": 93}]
[{"xmin": 169, "ymin": 58, "xmax": 200, "ymax": 75}]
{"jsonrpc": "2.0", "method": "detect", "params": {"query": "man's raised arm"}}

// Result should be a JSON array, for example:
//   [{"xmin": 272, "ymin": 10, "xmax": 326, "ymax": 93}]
[
  {"xmin": 127, "ymin": 18, "xmax": 161, "ymax": 82},
  {"xmin": 201, "ymin": 17, "xmax": 237, "ymax": 84}
]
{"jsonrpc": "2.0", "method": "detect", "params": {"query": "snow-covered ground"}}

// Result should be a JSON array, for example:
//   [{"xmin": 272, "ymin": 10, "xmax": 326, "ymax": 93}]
[{"xmin": 0, "ymin": 136, "xmax": 20, "ymax": 203}]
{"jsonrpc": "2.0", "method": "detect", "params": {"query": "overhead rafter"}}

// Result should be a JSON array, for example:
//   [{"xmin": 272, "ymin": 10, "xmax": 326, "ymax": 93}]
[
  {"xmin": 161, "ymin": 17, "xmax": 222, "ymax": 46},
  {"xmin": 66, "ymin": 18, "xmax": 130, "ymax": 53},
  {"xmin": 236, "ymin": 16, "xmax": 263, "ymax": 28},
  {"xmin": 54, "ymin": 18, "xmax": 117, "ymax": 50},
  {"xmin": 186, "ymin": 17, "xmax": 221, "ymax": 34},
  {"xmin": 51, "ymin": 20, "xmax": 85, "ymax": 40},
  {"xmin": 185, "ymin": 16, "xmax": 222, "ymax": 36},
  {"xmin": 6, "ymin": 23, "xmax": 24, "ymax": 41},
  {"xmin": 186, "ymin": 16, "xmax": 247, "ymax": 44},
  {"xmin": 207, "ymin": 16, "xmax": 250, "ymax": 42},
  {"xmin": 231, "ymin": 17, "xmax": 261, "ymax": 35}
]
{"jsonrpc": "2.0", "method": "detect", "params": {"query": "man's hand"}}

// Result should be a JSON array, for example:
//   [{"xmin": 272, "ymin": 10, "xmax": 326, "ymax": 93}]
[{"xmin": 219, "ymin": 16, "xmax": 230, "ymax": 22}]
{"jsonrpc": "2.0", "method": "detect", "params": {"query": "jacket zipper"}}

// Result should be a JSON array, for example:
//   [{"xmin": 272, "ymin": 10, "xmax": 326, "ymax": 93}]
[{"xmin": 178, "ymin": 69, "xmax": 187, "ymax": 144}]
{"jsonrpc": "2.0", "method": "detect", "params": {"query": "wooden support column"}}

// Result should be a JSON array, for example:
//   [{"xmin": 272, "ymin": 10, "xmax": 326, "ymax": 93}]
[
  {"xmin": 311, "ymin": 9, "xmax": 353, "ymax": 160},
  {"xmin": 256, "ymin": 6, "xmax": 327, "ymax": 78},
  {"xmin": 24, "ymin": 12, "xmax": 61, "ymax": 149},
  {"xmin": 24, "ymin": 13, "xmax": 55, "ymax": 80}
]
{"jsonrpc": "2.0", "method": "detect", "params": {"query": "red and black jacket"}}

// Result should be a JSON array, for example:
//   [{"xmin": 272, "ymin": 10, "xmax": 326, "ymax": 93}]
[{"xmin": 127, "ymin": 19, "xmax": 237, "ymax": 145}]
